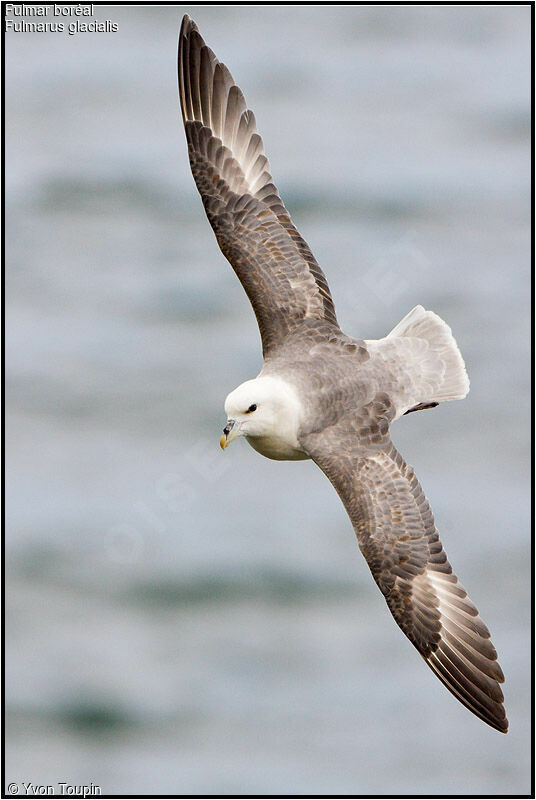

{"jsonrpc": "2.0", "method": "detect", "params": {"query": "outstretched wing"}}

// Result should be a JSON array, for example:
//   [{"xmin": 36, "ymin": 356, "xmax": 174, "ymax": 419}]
[
  {"xmin": 302, "ymin": 406, "xmax": 508, "ymax": 733},
  {"xmin": 178, "ymin": 15, "xmax": 338, "ymax": 356}
]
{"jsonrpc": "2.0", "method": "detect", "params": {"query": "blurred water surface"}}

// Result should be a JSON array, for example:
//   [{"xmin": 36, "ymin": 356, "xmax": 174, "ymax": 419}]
[{"xmin": 5, "ymin": 5, "xmax": 531, "ymax": 795}]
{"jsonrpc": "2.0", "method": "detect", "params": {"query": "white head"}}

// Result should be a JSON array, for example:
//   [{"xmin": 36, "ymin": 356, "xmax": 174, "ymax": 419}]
[{"xmin": 220, "ymin": 375, "xmax": 305, "ymax": 459}]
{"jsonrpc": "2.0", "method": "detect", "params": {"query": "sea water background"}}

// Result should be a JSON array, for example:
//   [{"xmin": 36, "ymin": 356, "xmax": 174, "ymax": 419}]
[{"xmin": 5, "ymin": 5, "xmax": 531, "ymax": 795}]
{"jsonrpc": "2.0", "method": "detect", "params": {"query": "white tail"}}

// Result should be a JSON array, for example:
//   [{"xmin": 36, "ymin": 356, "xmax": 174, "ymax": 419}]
[
  {"xmin": 386, "ymin": 305, "xmax": 470, "ymax": 403},
  {"xmin": 365, "ymin": 305, "xmax": 470, "ymax": 419}
]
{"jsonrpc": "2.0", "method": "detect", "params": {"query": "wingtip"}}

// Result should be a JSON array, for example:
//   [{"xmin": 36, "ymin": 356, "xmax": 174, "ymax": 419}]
[
  {"xmin": 180, "ymin": 14, "xmax": 199, "ymax": 37},
  {"xmin": 178, "ymin": 14, "xmax": 203, "ymax": 121},
  {"xmin": 426, "ymin": 651, "xmax": 509, "ymax": 734},
  {"xmin": 489, "ymin": 712, "xmax": 509, "ymax": 734}
]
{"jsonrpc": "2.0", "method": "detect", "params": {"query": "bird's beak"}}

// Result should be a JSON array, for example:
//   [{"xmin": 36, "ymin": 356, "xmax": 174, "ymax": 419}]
[{"xmin": 220, "ymin": 419, "xmax": 242, "ymax": 450}]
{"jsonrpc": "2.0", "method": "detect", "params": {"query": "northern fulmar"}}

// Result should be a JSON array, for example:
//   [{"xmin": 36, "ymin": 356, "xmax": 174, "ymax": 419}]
[{"xmin": 178, "ymin": 15, "xmax": 507, "ymax": 733}]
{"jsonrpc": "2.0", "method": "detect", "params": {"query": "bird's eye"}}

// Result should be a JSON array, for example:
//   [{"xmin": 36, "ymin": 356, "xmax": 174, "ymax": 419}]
[{"xmin": 246, "ymin": 404, "xmax": 257, "ymax": 413}]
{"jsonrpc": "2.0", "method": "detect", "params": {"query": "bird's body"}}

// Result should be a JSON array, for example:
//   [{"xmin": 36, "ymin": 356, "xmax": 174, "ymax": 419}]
[
  {"xmin": 178, "ymin": 15, "xmax": 508, "ymax": 733},
  {"xmin": 227, "ymin": 304, "xmax": 468, "ymax": 459}
]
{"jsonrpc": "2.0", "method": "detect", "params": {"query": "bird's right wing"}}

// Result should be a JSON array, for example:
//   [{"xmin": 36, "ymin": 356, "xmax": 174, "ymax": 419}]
[
  {"xmin": 178, "ymin": 16, "xmax": 338, "ymax": 356},
  {"xmin": 302, "ymin": 407, "xmax": 508, "ymax": 733}
]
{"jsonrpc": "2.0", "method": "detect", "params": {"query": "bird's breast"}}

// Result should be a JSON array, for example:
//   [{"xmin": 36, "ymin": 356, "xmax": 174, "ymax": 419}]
[{"xmin": 245, "ymin": 434, "xmax": 310, "ymax": 461}]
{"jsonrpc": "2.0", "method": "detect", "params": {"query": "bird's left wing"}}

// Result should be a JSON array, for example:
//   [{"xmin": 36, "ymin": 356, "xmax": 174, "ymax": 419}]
[
  {"xmin": 178, "ymin": 16, "xmax": 338, "ymax": 356},
  {"xmin": 301, "ymin": 405, "xmax": 508, "ymax": 733}
]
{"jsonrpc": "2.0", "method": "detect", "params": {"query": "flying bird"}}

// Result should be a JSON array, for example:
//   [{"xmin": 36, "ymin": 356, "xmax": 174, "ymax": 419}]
[{"xmin": 178, "ymin": 14, "xmax": 507, "ymax": 733}]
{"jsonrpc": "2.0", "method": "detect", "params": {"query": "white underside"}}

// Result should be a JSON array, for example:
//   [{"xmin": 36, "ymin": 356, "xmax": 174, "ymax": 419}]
[{"xmin": 246, "ymin": 433, "xmax": 309, "ymax": 461}]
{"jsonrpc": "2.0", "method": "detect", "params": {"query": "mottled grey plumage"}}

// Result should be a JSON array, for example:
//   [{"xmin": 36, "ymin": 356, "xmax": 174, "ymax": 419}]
[
  {"xmin": 178, "ymin": 15, "xmax": 507, "ymax": 733},
  {"xmin": 178, "ymin": 15, "xmax": 337, "ymax": 357}
]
